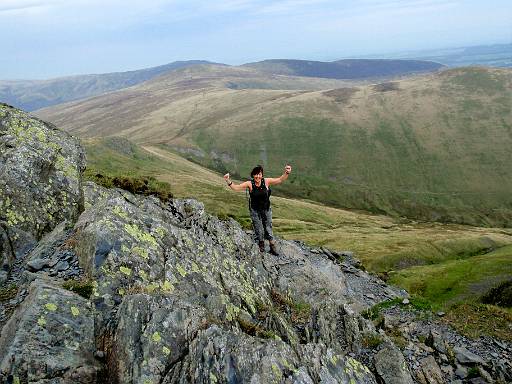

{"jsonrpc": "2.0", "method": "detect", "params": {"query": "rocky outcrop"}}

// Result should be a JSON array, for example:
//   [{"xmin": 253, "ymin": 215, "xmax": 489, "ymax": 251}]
[
  {"xmin": 0, "ymin": 103, "xmax": 85, "ymax": 284},
  {"xmin": 0, "ymin": 279, "xmax": 99, "ymax": 383},
  {"xmin": 0, "ymin": 106, "xmax": 511, "ymax": 383}
]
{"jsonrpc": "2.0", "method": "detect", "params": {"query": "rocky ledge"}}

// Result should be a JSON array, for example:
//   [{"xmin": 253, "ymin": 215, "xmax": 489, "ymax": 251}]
[{"xmin": 0, "ymin": 104, "xmax": 510, "ymax": 383}]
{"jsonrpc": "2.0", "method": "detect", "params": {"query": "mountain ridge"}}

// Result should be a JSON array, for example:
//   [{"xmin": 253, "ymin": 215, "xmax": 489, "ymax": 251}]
[
  {"xmin": 35, "ymin": 65, "xmax": 512, "ymax": 227},
  {"xmin": 2, "ymin": 59, "xmax": 442, "ymax": 112},
  {"xmin": 243, "ymin": 58, "xmax": 444, "ymax": 79},
  {"xmin": 0, "ymin": 60, "xmax": 217, "ymax": 111}
]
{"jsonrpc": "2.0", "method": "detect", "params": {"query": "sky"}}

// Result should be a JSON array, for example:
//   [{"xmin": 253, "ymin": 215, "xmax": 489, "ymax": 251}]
[{"xmin": 1, "ymin": 0, "xmax": 511, "ymax": 79}]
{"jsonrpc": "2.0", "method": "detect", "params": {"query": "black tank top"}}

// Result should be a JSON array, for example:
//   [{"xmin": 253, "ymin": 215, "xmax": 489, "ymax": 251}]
[{"xmin": 250, "ymin": 178, "xmax": 270, "ymax": 211}]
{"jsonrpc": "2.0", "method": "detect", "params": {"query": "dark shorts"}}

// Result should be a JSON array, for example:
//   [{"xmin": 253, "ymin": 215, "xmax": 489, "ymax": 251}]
[{"xmin": 250, "ymin": 207, "xmax": 273, "ymax": 242}]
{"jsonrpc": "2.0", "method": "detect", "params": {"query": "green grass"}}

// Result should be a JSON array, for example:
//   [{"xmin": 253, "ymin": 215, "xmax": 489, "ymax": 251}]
[
  {"xmin": 189, "ymin": 111, "xmax": 512, "ymax": 227},
  {"xmin": 444, "ymin": 303, "xmax": 512, "ymax": 341},
  {"xmin": 361, "ymin": 297, "xmax": 432, "ymax": 321},
  {"xmin": 370, "ymin": 236, "xmax": 506, "ymax": 272},
  {"xmin": 389, "ymin": 244, "xmax": 512, "ymax": 309}
]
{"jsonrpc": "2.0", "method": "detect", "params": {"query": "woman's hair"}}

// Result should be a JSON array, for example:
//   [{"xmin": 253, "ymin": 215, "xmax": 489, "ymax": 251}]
[{"xmin": 250, "ymin": 165, "xmax": 264, "ymax": 177}]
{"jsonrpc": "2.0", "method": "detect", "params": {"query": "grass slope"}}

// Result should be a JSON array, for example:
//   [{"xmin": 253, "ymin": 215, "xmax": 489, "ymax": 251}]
[
  {"xmin": 37, "ymin": 66, "xmax": 512, "ymax": 226},
  {"xmin": 389, "ymin": 245, "xmax": 512, "ymax": 307}
]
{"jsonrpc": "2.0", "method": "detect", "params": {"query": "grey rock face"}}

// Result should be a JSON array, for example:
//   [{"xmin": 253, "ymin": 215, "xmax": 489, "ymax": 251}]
[
  {"xmin": 418, "ymin": 355, "xmax": 444, "ymax": 384},
  {"xmin": 72, "ymin": 184, "xmax": 387, "ymax": 383},
  {"xmin": 453, "ymin": 346, "xmax": 487, "ymax": 365},
  {"xmin": 374, "ymin": 345, "xmax": 414, "ymax": 384},
  {"xmin": 0, "ymin": 104, "xmax": 85, "ymax": 276},
  {"xmin": 26, "ymin": 257, "xmax": 50, "ymax": 271},
  {"xmin": 0, "ymin": 279, "xmax": 100, "ymax": 383}
]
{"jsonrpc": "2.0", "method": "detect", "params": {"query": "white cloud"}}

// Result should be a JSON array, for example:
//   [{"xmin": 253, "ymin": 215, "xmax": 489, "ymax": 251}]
[{"xmin": 0, "ymin": 0, "xmax": 56, "ymax": 13}]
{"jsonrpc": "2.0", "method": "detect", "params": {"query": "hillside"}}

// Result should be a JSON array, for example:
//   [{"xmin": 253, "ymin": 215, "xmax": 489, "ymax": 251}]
[
  {"xmin": 243, "ymin": 59, "xmax": 444, "ymax": 78},
  {"xmin": 3, "ymin": 104, "xmax": 511, "ymax": 383},
  {"xmin": 36, "ymin": 65, "xmax": 512, "ymax": 227},
  {"xmin": 0, "ymin": 60, "xmax": 214, "ymax": 111},
  {"xmin": 2, "ymin": 59, "xmax": 442, "ymax": 112},
  {"xmin": 377, "ymin": 43, "xmax": 512, "ymax": 68}
]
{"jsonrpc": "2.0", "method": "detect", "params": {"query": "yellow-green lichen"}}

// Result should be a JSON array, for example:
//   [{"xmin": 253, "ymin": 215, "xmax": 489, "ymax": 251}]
[
  {"xmin": 191, "ymin": 262, "xmax": 200, "ymax": 273},
  {"xmin": 155, "ymin": 226, "xmax": 167, "ymax": 238},
  {"xmin": 271, "ymin": 363, "xmax": 282, "ymax": 379},
  {"xmin": 161, "ymin": 280, "xmax": 174, "ymax": 293},
  {"xmin": 112, "ymin": 205, "xmax": 129, "ymax": 219},
  {"xmin": 152, "ymin": 332, "xmax": 161, "ymax": 343},
  {"xmin": 13, "ymin": 376, "xmax": 20, "ymax": 384},
  {"xmin": 132, "ymin": 246, "xmax": 149, "ymax": 260},
  {"xmin": 124, "ymin": 223, "xmax": 158, "ymax": 248},
  {"xmin": 100, "ymin": 265, "xmax": 116, "ymax": 278},
  {"xmin": 347, "ymin": 357, "xmax": 369, "ymax": 373},
  {"xmin": 176, "ymin": 264, "xmax": 187, "ymax": 277},
  {"xmin": 162, "ymin": 346, "xmax": 171, "ymax": 356},
  {"xmin": 120, "ymin": 266, "xmax": 132, "ymax": 276},
  {"xmin": 209, "ymin": 373, "xmax": 218, "ymax": 384},
  {"xmin": 37, "ymin": 316, "xmax": 46, "ymax": 326},
  {"xmin": 92, "ymin": 281, "xmax": 100, "ymax": 297},
  {"xmin": 45, "ymin": 303, "xmax": 57, "ymax": 311},
  {"xmin": 55, "ymin": 154, "xmax": 78, "ymax": 179},
  {"xmin": 225, "ymin": 302, "xmax": 241, "ymax": 322},
  {"xmin": 281, "ymin": 359, "xmax": 293, "ymax": 370},
  {"xmin": 139, "ymin": 270, "xmax": 148, "ymax": 280},
  {"xmin": 6, "ymin": 209, "xmax": 24, "ymax": 226},
  {"xmin": 70, "ymin": 306, "xmax": 80, "ymax": 317}
]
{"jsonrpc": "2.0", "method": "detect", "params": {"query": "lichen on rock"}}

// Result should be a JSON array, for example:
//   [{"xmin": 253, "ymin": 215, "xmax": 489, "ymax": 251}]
[{"xmin": 0, "ymin": 103, "xmax": 85, "ymax": 282}]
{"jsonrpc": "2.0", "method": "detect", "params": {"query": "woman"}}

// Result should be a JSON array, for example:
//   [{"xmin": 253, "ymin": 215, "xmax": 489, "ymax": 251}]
[{"xmin": 224, "ymin": 164, "xmax": 292, "ymax": 255}]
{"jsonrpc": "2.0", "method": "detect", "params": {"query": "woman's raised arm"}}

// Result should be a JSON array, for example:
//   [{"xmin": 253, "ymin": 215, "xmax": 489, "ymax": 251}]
[
  {"xmin": 223, "ymin": 173, "xmax": 251, "ymax": 192},
  {"xmin": 265, "ymin": 165, "xmax": 292, "ymax": 186}
]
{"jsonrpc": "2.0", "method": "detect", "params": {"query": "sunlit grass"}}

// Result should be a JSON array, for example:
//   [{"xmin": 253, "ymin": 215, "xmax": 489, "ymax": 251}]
[{"xmin": 389, "ymin": 244, "xmax": 512, "ymax": 308}]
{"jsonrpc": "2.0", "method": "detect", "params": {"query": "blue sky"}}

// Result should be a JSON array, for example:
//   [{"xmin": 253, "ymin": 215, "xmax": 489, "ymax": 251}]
[{"xmin": 1, "ymin": 0, "xmax": 510, "ymax": 79}]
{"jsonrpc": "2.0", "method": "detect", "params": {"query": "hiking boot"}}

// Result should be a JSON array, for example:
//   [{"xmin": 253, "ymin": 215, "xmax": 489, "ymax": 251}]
[
  {"xmin": 258, "ymin": 241, "xmax": 265, "ymax": 253},
  {"xmin": 269, "ymin": 241, "xmax": 279, "ymax": 256}
]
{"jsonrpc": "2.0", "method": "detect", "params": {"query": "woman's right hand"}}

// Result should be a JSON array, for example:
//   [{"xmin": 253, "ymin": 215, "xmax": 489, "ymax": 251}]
[{"xmin": 223, "ymin": 173, "xmax": 230, "ymax": 181}]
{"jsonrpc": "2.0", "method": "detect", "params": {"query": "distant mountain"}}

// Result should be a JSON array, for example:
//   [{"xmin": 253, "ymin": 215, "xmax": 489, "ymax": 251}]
[
  {"xmin": 371, "ymin": 43, "xmax": 512, "ymax": 68},
  {"xmin": 36, "ymin": 65, "xmax": 512, "ymax": 227},
  {"xmin": 0, "ymin": 59, "xmax": 444, "ymax": 112},
  {"xmin": 0, "ymin": 60, "xmax": 217, "ymax": 111},
  {"xmin": 243, "ymin": 59, "xmax": 444, "ymax": 79}
]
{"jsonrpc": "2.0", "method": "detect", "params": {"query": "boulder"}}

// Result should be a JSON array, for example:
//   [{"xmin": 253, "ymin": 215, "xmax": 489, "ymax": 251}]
[
  {"xmin": 418, "ymin": 355, "xmax": 444, "ymax": 384},
  {"xmin": 426, "ymin": 330, "xmax": 448, "ymax": 355},
  {"xmin": 0, "ymin": 104, "xmax": 85, "ymax": 278},
  {"xmin": 0, "ymin": 279, "xmax": 100, "ymax": 382},
  {"xmin": 453, "ymin": 346, "xmax": 486, "ymax": 365},
  {"xmin": 374, "ymin": 344, "xmax": 414, "ymax": 384}
]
